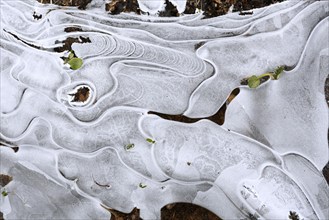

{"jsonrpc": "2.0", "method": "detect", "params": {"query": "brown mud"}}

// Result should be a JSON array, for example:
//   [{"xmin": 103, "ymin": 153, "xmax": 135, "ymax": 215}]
[
  {"xmin": 69, "ymin": 86, "xmax": 90, "ymax": 102},
  {"xmin": 0, "ymin": 174, "xmax": 13, "ymax": 187}
]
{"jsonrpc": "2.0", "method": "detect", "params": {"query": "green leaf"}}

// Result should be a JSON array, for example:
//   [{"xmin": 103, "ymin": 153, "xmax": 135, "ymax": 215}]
[
  {"xmin": 274, "ymin": 66, "xmax": 284, "ymax": 79},
  {"xmin": 139, "ymin": 183, "xmax": 147, "ymax": 188},
  {"xmin": 2, "ymin": 190, "xmax": 8, "ymax": 197},
  {"xmin": 248, "ymin": 75, "xmax": 261, "ymax": 88},
  {"xmin": 125, "ymin": 143, "xmax": 135, "ymax": 150},
  {"xmin": 146, "ymin": 138, "xmax": 155, "ymax": 144},
  {"xmin": 68, "ymin": 51, "xmax": 75, "ymax": 60},
  {"xmin": 68, "ymin": 58, "xmax": 83, "ymax": 70}
]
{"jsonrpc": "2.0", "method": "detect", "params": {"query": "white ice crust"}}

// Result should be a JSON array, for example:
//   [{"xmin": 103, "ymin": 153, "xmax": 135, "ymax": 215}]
[{"xmin": 1, "ymin": 0, "xmax": 328, "ymax": 219}]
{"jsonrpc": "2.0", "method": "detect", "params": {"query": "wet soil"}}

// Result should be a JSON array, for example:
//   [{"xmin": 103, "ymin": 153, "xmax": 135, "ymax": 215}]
[
  {"xmin": 102, "ymin": 206, "xmax": 141, "ymax": 220},
  {"xmin": 103, "ymin": 203, "xmax": 221, "ymax": 220},
  {"xmin": 0, "ymin": 174, "xmax": 13, "ymax": 187},
  {"xmin": 69, "ymin": 86, "xmax": 90, "ymax": 102},
  {"xmin": 161, "ymin": 203, "xmax": 222, "ymax": 220}
]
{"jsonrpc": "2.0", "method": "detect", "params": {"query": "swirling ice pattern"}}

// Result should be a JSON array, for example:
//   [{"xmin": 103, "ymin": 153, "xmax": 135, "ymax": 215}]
[{"xmin": 0, "ymin": 0, "xmax": 328, "ymax": 219}]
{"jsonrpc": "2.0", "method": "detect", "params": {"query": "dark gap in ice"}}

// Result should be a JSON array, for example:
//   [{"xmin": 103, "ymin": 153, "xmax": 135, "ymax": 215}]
[
  {"xmin": 64, "ymin": 27, "xmax": 83, "ymax": 33},
  {"xmin": 149, "ymin": 88, "xmax": 240, "ymax": 125},
  {"xmin": 248, "ymin": 213, "xmax": 259, "ymax": 220},
  {"xmin": 105, "ymin": 203, "xmax": 223, "ymax": 220},
  {"xmin": 0, "ymin": 139, "xmax": 19, "ymax": 153},
  {"xmin": 194, "ymin": 41, "xmax": 206, "ymax": 51},
  {"xmin": 323, "ymin": 161, "xmax": 329, "ymax": 185},
  {"xmin": 148, "ymin": 111, "xmax": 200, "ymax": 124},
  {"xmin": 69, "ymin": 86, "xmax": 90, "ymax": 103},
  {"xmin": 325, "ymin": 75, "xmax": 329, "ymax": 107},
  {"xmin": 3, "ymin": 29, "xmax": 40, "ymax": 49},
  {"xmin": 161, "ymin": 202, "xmax": 222, "ymax": 220},
  {"xmin": 101, "ymin": 204, "xmax": 141, "ymax": 220},
  {"xmin": 159, "ymin": 0, "xmax": 179, "ymax": 17},
  {"xmin": 239, "ymin": 11, "xmax": 253, "ymax": 16},
  {"xmin": 325, "ymin": 76, "xmax": 329, "ymax": 185},
  {"xmin": 54, "ymin": 36, "xmax": 91, "ymax": 53},
  {"xmin": 58, "ymin": 170, "xmax": 77, "ymax": 181},
  {"xmin": 92, "ymin": 174, "xmax": 111, "ymax": 188},
  {"xmin": 0, "ymin": 174, "xmax": 13, "ymax": 187},
  {"xmin": 33, "ymin": 11, "xmax": 42, "ymax": 20},
  {"xmin": 288, "ymin": 211, "xmax": 300, "ymax": 220}
]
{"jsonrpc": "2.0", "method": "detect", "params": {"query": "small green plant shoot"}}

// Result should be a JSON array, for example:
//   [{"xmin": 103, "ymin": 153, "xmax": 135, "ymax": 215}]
[
  {"xmin": 125, "ymin": 143, "xmax": 135, "ymax": 150},
  {"xmin": 64, "ymin": 50, "xmax": 83, "ymax": 70},
  {"xmin": 139, "ymin": 183, "xmax": 147, "ymax": 188},
  {"xmin": 248, "ymin": 75, "xmax": 260, "ymax": 88},
  {"xmin": 146, "ymin": 138, "xmax": 155, "ymax": 144},
  {"xmin": 2, "ymin": 189, "xmax": 8, "ymax": 197},
  {"xmin": 247, "ymin": 66, "xmax": 285, "ymax": 88}
]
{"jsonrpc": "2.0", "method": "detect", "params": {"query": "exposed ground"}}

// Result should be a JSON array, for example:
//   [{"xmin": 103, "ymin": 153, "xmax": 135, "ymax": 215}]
[{"xmin": 37, "ymin": 0, "xmax": 285, "ymax": 18}]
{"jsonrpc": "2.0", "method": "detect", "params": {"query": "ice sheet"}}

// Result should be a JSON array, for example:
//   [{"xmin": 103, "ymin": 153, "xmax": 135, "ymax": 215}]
[{"xmin": 1, "ymin": 0, "xmax": 328, "ymax": 219}]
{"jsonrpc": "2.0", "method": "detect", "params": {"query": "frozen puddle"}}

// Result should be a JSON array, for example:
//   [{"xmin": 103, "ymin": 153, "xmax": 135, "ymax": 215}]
[{"xmin": 1, "ymin": 0, "xmax": 328, "ymax": 219}]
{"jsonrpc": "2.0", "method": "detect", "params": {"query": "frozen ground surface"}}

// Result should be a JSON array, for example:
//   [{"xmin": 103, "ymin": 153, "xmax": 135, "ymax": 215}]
[{"xmin": 0, "ymin": 0, "xmax": 328, "ymax": 219}]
